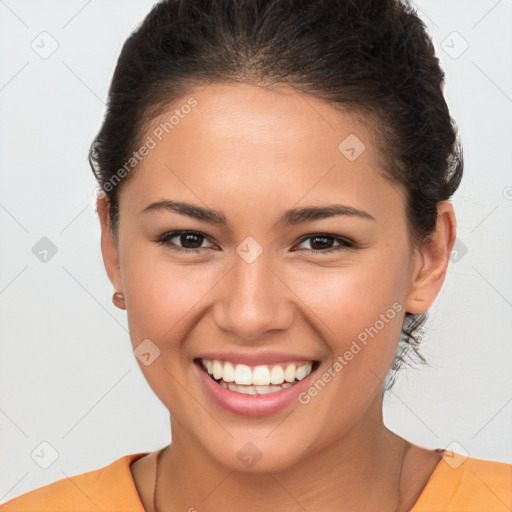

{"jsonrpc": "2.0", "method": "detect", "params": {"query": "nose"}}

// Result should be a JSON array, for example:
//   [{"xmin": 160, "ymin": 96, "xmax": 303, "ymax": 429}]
[{"xmin": 212, "ymin": 249, "xmax": 294, "ymax": 341}]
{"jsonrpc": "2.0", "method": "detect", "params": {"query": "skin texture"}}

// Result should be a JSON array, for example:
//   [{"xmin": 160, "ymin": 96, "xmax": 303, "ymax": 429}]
[{"xmin": 97, "ymin": 83, "xmax": 456, "ymax": 511}]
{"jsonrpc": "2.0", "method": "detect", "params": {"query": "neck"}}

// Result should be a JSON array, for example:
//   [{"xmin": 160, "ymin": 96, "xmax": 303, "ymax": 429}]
[{"xmin": 156, "ymin": 395, "xmax": 411, "ymax": 512}]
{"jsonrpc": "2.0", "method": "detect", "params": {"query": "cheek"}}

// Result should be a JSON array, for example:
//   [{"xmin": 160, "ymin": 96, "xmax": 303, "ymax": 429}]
[
  {"xmin": 121, "ymin": 246, "xmax": 221, "ymax": 346},
  {"xmin": 289, "ymin": 255, "xmax": 406, "ymax": 331},
  {"xmin": 285, "ymin": 254, "xmax": 408, "ymax": 392},
  {"xmin": 121, "ymin": 234, "xmax": 409, "ymax": 355}
]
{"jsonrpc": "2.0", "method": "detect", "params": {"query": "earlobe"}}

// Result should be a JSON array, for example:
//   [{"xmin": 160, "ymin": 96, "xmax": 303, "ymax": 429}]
[
  {"xmin": 97, "ymin": 196, "xmax": 123, "ymax": 294},
  {"xmin": 405, "ymin": 201, "xmax": 457, "ymax": 314}
]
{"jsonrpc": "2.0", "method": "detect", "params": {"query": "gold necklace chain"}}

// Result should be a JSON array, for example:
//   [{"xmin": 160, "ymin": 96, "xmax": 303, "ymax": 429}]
[
  {"xmin": 153, "ymin": 446, "xmax": 166, "ymax": 512},
  {"xmin": 153, "ymin": 442, "xmax": 410, "ymax": 512}
]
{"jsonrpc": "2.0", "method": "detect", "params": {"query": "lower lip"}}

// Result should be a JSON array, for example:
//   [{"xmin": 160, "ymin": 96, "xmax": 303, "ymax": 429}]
[{"xmin": 195, "ymin": 362, "xmax": 318, "ymax": 417}]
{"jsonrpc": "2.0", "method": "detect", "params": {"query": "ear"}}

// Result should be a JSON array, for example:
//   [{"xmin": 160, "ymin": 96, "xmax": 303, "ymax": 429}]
[
  {"xmin": 405, "ymin": 201, "xmax": 457, "ymax": 314},
  {"xmin": 97, "ymin": 196, "xmax": 123, "ymax": 294}
]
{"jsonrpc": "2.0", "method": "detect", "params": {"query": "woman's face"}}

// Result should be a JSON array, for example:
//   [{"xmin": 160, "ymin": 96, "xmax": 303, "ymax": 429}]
[{"xmin": 100, "ymin": 83, "xmax": 442, "ymax": 472}]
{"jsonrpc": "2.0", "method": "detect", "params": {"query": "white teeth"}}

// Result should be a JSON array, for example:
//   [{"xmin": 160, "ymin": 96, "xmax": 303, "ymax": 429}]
[
  {"xmin": 269, "ymin": 365, "xmax": 285, "ymax": 385},
  {"xmin": 255, "ymin": 385, "xmax": 282, "ymax": 394},
  {"xmin": 201, "ymin": 358, "xmax": 315, "ymax": 390},
  {"xmin": 296, "ymin": 362, "xmax": 313, "ymax": 380},
  {"xmin": 223, "ymin": 361, "xmax": 235, "ymax": 382},
  {"xmin": 215, "ymin": 375, "xmax": 303, "ymax": 395},
  {"xmin": 284, "ymin": 363, "xmax": 296, "ymax": 383},
  {"xmin": 296, "ymin": 365, "xmax": 306, "ymax": 381},
  {"xmin": 234, "ymin": 364, "xmax": 252, "ymax": 385},
  {"xmin": 238, "ymin": 384, "xmax": 257, "ymax": 394},
  {"xmin": 254, "ymin": 385, "xmax": 274, "ymax": 394},
  {"xmin": 229, "ymin": 383, "xmax": 289, "ymax": 395},
  {"xmin": 212, "ymin": 360, "xmax": 223, "ymax": 380},
  {"xmin": 252, "ymin": 365, "xmax": 271, "ymax": 385}
]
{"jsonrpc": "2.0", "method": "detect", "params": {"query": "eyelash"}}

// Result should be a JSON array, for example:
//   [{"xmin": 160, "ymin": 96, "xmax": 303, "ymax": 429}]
[{"xmin": 153, "ymin": 230, "xmax": 356, "ymax": 255}]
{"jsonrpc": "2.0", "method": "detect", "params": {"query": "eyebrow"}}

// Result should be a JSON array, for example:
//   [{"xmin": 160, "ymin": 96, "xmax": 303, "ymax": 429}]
[{"xmin": 140, "ymin": 200, "xmax": 376, "ymax": 227}]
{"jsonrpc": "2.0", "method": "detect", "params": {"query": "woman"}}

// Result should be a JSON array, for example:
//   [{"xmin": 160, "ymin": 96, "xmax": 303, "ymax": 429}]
[{"xmin": 2, "ymin": 0, "xmax": 510, "ymax": 511}]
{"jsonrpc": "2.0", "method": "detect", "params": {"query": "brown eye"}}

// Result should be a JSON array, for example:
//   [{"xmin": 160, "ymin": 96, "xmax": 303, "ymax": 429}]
[
  {"xmin": 293, "ymin": 234, "xmax": 355, "ymax": 254},
  {"xmin": 155, "ymin": 230, "xmax": 217, "ymax": 253}
]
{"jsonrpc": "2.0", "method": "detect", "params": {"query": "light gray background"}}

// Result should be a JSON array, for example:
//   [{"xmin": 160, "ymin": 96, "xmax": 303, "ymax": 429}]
[{"xmin": 1, "ymin": 0, "xmax": 511, "ymax": 502}]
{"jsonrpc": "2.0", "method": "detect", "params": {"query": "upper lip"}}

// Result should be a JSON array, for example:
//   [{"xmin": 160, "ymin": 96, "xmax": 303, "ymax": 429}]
[{"xmin": 195, "ymin": 351, "xmax": 319, "ymax": 366}]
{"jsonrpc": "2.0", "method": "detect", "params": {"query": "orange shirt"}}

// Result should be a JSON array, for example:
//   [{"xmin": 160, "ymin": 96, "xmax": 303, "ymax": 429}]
[{"xmin": 1, "ymin": 450, "xmax": 511, "ymax": 511}]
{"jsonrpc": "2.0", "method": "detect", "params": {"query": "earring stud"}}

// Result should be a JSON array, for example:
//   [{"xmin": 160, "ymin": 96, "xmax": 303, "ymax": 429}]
[{"xmin": 112, "ymin": 291, "xmax": 125, "ymax": 309}]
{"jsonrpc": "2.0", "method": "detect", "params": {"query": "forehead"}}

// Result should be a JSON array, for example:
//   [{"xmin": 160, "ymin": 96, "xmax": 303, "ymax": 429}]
[{"xmin": 121, "ymin": 82, "xmax": 404, "ymax": 222}]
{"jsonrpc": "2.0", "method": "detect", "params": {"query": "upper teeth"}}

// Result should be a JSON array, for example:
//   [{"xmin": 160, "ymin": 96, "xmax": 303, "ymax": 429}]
[{"xmin": 201, "ymin": 359, "xmax": 313, "ymax": 386}]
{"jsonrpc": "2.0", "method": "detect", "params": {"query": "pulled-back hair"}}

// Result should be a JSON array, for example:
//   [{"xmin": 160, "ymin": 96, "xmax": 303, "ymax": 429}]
[{"xmin": 89, "ymin": 0, "xmax": 463, "ymax": 390}]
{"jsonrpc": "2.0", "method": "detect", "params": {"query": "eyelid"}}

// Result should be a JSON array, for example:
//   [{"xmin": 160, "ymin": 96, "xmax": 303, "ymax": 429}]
[
  {"xmin": 154, "ymin": 230, "xmax": 218, "ymax": 251},
  {"xmin": 295, "ymin": 233, "xmax": 355, "ymax": 247},
  {"xmin": 154, "ymin": 229, "xmax": 357, "ymax": 254}
]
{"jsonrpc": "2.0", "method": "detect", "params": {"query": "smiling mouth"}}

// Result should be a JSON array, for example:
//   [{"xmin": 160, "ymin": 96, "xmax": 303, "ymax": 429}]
[{"xmin": 196, "ymin": 358, "xmax": 320, "ymax": 395}]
